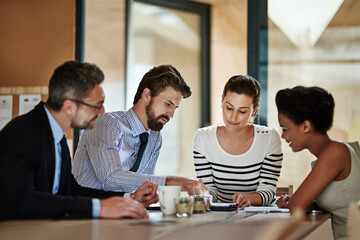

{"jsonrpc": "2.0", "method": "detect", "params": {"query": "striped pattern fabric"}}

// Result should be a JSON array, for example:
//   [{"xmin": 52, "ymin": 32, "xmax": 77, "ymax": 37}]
[
  {"xmin": 193, "ymin": 124, "xmax": 283, "ymax": 204},
  {"xmin": 72, "ymin": 108, "xmax": 167, "ymax": 193}
]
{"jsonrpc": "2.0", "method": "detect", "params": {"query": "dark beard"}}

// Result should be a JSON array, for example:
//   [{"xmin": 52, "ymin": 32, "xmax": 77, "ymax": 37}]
[
  {"xmin": 71, "ymin": 121, "xmax": 91, "ymax": 130},
  {"xmin": 146, "ymin": 102, "xmax": 169, "ymax": 131}
]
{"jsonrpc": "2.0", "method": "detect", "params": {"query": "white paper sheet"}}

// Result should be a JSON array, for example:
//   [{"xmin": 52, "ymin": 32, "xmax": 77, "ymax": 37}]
[
  {"xmin": 19, "ymin": 94, "xmax": 41, "ymax": 115},
  {"xmin": 0, "ymin": 95, "xmax": 13, "ymax": 130},
  {"xmin": 244, "ymin": 206, "xmax": 290, "ymax": 213}
]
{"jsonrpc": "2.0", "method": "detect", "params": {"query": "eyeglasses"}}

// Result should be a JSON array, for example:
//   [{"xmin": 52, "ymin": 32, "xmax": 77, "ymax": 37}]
[{"xmin": 70, "ymin": 99, "xmax": 103, "ymax": 111}]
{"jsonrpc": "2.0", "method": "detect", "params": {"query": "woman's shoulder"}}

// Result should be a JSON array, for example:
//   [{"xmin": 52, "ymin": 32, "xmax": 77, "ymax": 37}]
[
  {"xmin": 194, "ymin": 125, "xmax": 220, "ymax": 149},
  {"xmin": 253, "ymin": 124, "xmax": 274, "ymax": 131},
  {"xmin": 320, "ymin": 141, "xmax": 351, "ymax": 164},
  {"xmin": 196, "ymin": 124, "xmax": 220, "ymax": 135},
  {"xmin": 253, "ymin": 124, "xmax": 280, "ymax": 137},
  {"xmin": 327, "ymin": 141, "xmax": 350, "ymax": 153},
  {"xmin": 314, "ymin": 141, "xmax": 352, "ymax": 181}
]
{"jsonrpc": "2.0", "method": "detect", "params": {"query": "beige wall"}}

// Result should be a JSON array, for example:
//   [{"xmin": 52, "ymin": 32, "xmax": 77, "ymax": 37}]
[
  {"xmin": 205, "ymin": 0, "xmax": 248, "ymax": 125},
  {"xmin": 85, "ymin": 0, "xmax": 126, "ymax": 85}
]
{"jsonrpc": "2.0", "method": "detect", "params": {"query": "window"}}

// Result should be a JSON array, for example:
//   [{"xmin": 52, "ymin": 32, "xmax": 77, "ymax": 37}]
[{"xmin": 267, "ymin": 0, "xmax": 360, "ymax": 189}]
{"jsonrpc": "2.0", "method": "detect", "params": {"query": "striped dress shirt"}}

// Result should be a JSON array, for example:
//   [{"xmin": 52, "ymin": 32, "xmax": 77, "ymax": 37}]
[
  {"xmin": 72, "ymin": 108, "xmax": 167, "ymax": 193},
  {"xmin": 193, "ymin": 124, "xmax": 283, "ymax": 204}
]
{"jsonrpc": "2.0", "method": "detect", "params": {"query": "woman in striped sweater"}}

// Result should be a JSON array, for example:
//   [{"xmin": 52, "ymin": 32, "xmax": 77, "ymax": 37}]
[{"xmin": 193, "ymin": 75, "xmax": 283, "ymax": 208}]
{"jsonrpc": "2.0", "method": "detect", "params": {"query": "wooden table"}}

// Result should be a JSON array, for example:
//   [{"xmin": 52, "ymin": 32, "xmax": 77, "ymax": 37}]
[{"xmin": 0, "ymin": 210, "xmax": 330, "ymax": 240}]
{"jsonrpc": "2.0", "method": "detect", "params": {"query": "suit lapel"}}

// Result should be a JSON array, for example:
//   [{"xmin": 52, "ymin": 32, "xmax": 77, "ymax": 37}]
[{"xmin": 34, "ymin": 102, "xmax": 57, "ymax": 193}]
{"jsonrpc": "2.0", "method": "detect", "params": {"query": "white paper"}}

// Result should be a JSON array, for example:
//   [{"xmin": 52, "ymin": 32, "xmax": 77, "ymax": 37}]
[
  {"xmin": 244, "ymin": 206, "xmax": 290, "ymax": 213},
  {"xmin": 0, "ymin": 95, "xmax": 13, "ymax": 130},
  {"xmin": 19, "ymin": 94, "xmax": 41, "ymax": 115}
]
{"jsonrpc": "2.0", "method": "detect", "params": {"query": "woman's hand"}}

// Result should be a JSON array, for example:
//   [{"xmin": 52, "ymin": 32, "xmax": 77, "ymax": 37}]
[
  {"xmin": 232, "ymin": 193, "xmax": 251, "ymax": 209},
  {"xmin": 276, "ymin": 194, "xmax": 290, "ymax": 208}
]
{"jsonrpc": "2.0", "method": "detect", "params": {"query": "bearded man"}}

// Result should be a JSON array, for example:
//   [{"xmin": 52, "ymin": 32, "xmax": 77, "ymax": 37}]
[{"xmin": 72, "ymin": 65, "xmax": 206, "ymax": 195}]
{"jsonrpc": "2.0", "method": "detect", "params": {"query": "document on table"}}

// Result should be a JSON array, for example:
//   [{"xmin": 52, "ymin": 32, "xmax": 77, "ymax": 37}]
[{"xmin": 244, "ymin": 206, "xmax": 290, "ymax": 213}]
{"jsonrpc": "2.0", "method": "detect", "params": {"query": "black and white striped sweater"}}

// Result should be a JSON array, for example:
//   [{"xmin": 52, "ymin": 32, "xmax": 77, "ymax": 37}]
[{"xmin": 193, "ymin": 124, "xmax": 283, "ymax": 204}]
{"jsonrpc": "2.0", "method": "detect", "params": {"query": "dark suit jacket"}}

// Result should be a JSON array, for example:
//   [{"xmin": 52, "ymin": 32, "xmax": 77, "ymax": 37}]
[{"xmin": 0, "ymin": 102, "xmax": 124, "ymax": 219}]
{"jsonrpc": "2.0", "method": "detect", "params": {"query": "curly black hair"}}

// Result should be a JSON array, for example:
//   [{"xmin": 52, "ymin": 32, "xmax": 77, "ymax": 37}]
[{"xmin": 275, "ymin": 86, "xmax": 335, "ymax": 134}]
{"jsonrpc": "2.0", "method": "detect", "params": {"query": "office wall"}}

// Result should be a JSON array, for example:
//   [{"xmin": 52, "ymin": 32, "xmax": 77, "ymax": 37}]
[{"xmin": 0, "ymin": 0, "xmax": 75, "ymax": 118}]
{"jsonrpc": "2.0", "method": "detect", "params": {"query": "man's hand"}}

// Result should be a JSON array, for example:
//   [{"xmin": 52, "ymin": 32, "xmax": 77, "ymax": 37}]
[
  {"xmin": 166, "ymin": 177, "xmax": 209, "ymax": 195},
  {"xmin": 232, "ymin": 193, "xmax": 251, "ymax": 209},
  {"xmin": 130, "ymin": 181, "xmax": 158, "ymax": 207},
  {"xmin": 182, "ymin": 178, "xmax": 208, "ymax": 195},
  {"xmin": 99, "ymin": 196, "xmax": 147, "ymax": 219},
  {"xmin": 276, "ymin": 194, "xmax": 290, "ymax": 208}
]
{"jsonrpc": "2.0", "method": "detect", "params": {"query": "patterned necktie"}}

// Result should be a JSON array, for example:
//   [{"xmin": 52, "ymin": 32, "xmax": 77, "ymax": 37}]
[
  {"xmin": 57, "ymin": 135, "xmax": 71, "ymax": 194},
  {"xmin": 130, "ymin": 132, "xmax": 149, "ymax": 172}
]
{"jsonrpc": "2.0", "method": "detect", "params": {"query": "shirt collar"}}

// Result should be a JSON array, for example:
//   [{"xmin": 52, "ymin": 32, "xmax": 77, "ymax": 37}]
[
  {"xmin": 126, "ymin": 108, "xmax": 148, "ymax": 137},
  {"xmin": 44, "ymin": 105, "xmax": 64, "ymax": 144}
]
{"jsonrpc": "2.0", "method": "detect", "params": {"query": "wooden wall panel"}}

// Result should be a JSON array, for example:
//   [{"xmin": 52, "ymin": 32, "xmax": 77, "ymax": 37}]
[{"xmin": 0, "ymin": 0, "xmax": 75, "ymax": 87}]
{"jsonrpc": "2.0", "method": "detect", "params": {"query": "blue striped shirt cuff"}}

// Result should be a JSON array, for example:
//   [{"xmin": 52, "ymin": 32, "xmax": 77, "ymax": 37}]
[
  {"xmin": 123, "ymin": 175, "xmax": 166, "ymax": 198},
  {"xmin": 92, "ymin": 198, "xmax": 101, "ymax": 218},
  {"xmin": 149, "ymin": 175, "xmax": 167, "ymax": 187}
]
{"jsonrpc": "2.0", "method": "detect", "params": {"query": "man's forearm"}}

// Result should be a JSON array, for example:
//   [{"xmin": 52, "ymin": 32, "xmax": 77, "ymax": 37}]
[
  {"xmin": 165, "ymin": 176, "xmax": 208, "ymax": 195},
  {"xmin": 102, "ymin": 170, "xmax": 166, "ymax": 192}
]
